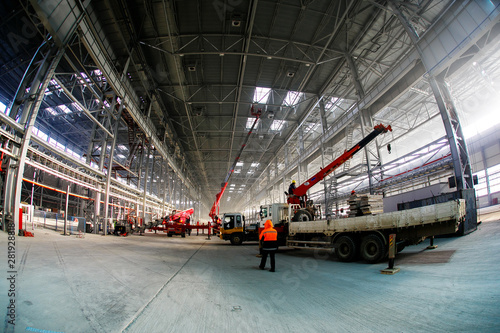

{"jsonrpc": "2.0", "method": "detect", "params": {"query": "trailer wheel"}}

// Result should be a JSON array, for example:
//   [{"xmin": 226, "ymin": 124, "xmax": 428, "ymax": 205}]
[
  {"xmin": 360, "ymin": 234, "xmax": 386, "ymax": 263},
  {"xmin": 293, "ymin": 210, "xmax": 312, "ymax": 222},
  {"xmin": 181, "ymin": 232, "xmax": 186, "ymax": 238},
  {"xmin": 167, "ymin": 233, "xmax": 173, "ymax": 237},
  {"xmin": 335, "ymin": 235, "xmax": 357, "ymax": 262},
  {"xmin": 230, "ymin": 233, "xmax": 243, "ymax": 245}
]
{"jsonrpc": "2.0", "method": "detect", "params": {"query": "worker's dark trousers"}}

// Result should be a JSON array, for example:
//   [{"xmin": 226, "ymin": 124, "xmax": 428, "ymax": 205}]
[{"xmin": 260, "ymin": 250, "xmax": 276, "ymax": 271}]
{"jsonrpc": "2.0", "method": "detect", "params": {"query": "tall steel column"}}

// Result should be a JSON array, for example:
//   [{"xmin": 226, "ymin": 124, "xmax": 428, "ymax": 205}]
[
  {"xmin": 142, "ymin": 143, "xmax": 152, "ymax": 224},
  {"xmin": 102, "ymin": 101, "xmax": 124, "ymax": 235},
  {"xmin": 389, "ymin": 0, "xmax": 474, "ymax": 190},
  {"xmin": 4, "ymin": 46, "xmax": 65, "ymax": 235}
]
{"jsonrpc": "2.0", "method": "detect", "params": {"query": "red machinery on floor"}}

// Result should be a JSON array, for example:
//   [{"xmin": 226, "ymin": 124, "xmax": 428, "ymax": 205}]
[{"xmin": 150, "ymin": 208, "xmax": 194, "ymax": 237}]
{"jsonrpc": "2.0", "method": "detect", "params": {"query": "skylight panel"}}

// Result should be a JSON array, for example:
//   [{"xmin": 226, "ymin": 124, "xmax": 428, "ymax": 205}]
[
  {"xmin": 0, "ymin": 101, "xmax": 7, "ymax": 114},
  {"xmin": 283, "ymin": 91, "xmax": 303, "ymax": 106},
  {"xmin": 253, "ymin": 87, "xmax": 271, "ymax": 104},
  {"xmin": 58, "ymin": 105, "xmax": 71, "ymax": 114},
  {"xmin": 46, "ymin": 107, "xmax": 58, "ymax": 116},
  {"xmin": 324, "ymin": 96, "xmax": 339, "ymax": 110},
  {"xmin": 270, "ymin": 119, "xmax": 285, "ymax": 131},
  {"xmin": 50, "ymin": 79, "xmax": 62, "ymax": 90},
  {"xmin": 246, "ymin": 117, "xmax": 260, "ymax": 130}
]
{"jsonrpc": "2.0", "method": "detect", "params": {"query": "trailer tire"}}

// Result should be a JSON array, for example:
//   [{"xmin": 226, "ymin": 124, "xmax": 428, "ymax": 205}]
[
  {"xmin": 293, "ymin": 210, "xmax": 312, "ymax": 222},
  {"xmin": 167, "ymin": 233, "xmax": 173, "ymax": 237},
  {"xmin": 181, "ymin": 232, "xmax": 186, "ymax": 238},
  {"xmin": 360, "ymin": 234, "xmax": 386, "ymax": 263},
  {"xmin": 230, "ymin": 233, "xmax": 243, "ymax": 245},
  {"xmin": 335, "ymin": 235, "xmax": 357, "ymax": 262}
]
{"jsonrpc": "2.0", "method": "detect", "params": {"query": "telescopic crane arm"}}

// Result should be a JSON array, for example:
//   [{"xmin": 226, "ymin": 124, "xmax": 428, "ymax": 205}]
[
  {"xmin": 288, "ymin": 124, "xmax": 392, "ymax": 205},
  {"xmin": 209, "ymin": 106, "xmax": 262, "ymax": 223}
]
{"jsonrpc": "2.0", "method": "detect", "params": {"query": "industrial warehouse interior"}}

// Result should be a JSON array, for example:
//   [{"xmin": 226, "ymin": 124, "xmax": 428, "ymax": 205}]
[{"xmin": 1, "ymin": 0, "xmax": 499, "ymax": 332}]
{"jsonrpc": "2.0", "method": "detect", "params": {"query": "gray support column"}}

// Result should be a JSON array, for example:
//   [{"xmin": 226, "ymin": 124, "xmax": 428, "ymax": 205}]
[
  {"xmin": 102, "ymin": 101, "xmax": 123, "ymax": 236},
  {"xmin": 389, "ymin": 0, "xmax": 474, "ymax": 190},
  {"xmin": 64, "ymin": 184, "xmax": 70, "ymax": 236},
  {"xmin": 94, "ymin": 185, "xmax": 101, "ymax": 234},
  {"xmin": 6, "ymin": 46, "xmax": 64, "ymax": 235},
  {"xmin": 429, "ymin": 77, "xmax": 473, "ymax": 189},
  {"xmin": 345, "ymin": 52, "xmax": 378, "ymax": 194},
  {"xmin": 159, "ymin": 157, "xmax": 164, "ymax": 216},
  {"xmin": 298, "ymin": 129, "xmax": 304, "ymax": 184},
  {"xmin": 481, "ymin": 147, "xmax": 492, "ymax": 206},
  {"xmin": 150, "ymin": 149, "xmax": 157, "ymax": 197},
  {"xmin": 319, "ymin": 99, "xmax": 327, "ymax": 134},
  {"xmin": 86, "ymin": 123, "xmax": 98, "ymax": 165},
  {"xmin": 174, "ymin": 175, "xmax": 178, "ymax": 210},
  {"xmin": 284, "ymin": 145, "xmax": 289, "ymax": 169},
  {"xmin": 135, "ymin": 138, "xmax": 146, "ymax": 219},
  {"xmin": 142, "ymin": 143, "xmax": 152, "ymax": 224}
]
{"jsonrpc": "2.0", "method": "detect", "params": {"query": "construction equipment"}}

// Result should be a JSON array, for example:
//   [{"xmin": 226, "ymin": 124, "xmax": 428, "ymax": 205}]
[
  {"xmin": 167, "ymin": 208, "xmax": 194, "ymax": 237},
  {"xmin": 219, "ymin": 124, "xmax": 391, "ymax": 244},
  {"xmin": 150, "ymin": 208, "xmax": 194, "ymax": 237},
  {"xmin": 219, "ymin": 123, "xmax": 471, "ymax": 263},
  {"xmin": 285, "ymin": 124, "xmax": 392, "ymax": 221},
  {"xmin": 208, "ymin": 105, "xmax": 262, "ymax": 229}
]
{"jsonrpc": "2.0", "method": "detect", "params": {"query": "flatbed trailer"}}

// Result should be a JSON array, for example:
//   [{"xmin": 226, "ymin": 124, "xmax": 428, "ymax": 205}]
[
  {"xmin": 287, "ymin": 199, "xmax": 467, "ymax": 263},
  {"xmin": 149, "ymin": 223, "xmax": 216, "ymax": 236}
]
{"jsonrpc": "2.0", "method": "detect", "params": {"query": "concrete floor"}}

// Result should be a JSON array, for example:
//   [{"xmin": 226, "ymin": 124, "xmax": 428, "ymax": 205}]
[{"xmin": 1, "ymin": 213, "xmax": 500, "ymax": 333}]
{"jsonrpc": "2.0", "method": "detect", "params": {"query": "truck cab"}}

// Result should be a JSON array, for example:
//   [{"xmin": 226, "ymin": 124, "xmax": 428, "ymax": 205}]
[
  {"xmin": 259, "ymin": 203, "xmax": 289, "ymax": 226},
  {"xmin": 219, "ymin": 212, "xmax": 260, "ymax": 245}
]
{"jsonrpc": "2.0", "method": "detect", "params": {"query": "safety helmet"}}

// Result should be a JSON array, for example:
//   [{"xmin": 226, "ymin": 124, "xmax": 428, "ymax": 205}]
[{"xmin": 292, "ymin": 180, "xmax": 296, "ymax": 184}]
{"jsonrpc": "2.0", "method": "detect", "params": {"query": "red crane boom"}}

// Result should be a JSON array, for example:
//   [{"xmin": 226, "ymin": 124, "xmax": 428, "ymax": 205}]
[{"xmin": 288, "ymin": 124, "xmax": 392, "ymax": 206}]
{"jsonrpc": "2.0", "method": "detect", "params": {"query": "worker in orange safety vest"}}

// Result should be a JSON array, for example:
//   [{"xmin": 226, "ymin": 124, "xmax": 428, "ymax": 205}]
[{"xmin": 259, "ymin": 219, "xmax": 278, "ymax": 272}]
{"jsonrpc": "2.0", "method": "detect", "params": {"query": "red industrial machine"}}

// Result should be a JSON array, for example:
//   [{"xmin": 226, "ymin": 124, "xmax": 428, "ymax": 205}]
[
  {"xmin": 165, "ymin": 208, "xmax": 194, "ymax": 237},
  {"xmin": 148, "ymin": 208, "xmax": 194, "ymax": 237},
  {"xmin": 286, "ymin": 124, "xmax": 392, "ymax": 221},
  {"xmin": 208, "ymin": 105, "xmax": 262, "ymax": 229}
]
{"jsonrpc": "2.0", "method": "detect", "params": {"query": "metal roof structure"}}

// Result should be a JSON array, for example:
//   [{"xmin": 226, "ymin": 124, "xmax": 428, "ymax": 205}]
[{"xmin": 1, "ymin": 1, "xmax": 499, "ymax": 222}]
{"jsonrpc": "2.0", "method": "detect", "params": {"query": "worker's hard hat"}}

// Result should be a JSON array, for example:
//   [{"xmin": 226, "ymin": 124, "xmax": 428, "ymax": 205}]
[{"xmin": 292, "ymin": 180, "xmax": 296, "ymax": 183}]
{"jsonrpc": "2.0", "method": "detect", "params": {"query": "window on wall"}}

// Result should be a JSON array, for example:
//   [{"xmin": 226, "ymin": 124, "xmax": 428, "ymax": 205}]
[
  {"xmin": 35, "ymin": 128, "xmax": 48, "ymax": 141},
  {"xmin": 473, "ymin": 170, "xmax": 487, "ymax": 197},
  {"xmin": 488, "ymin": 165, "xmax": 500, "ymax": 194}
]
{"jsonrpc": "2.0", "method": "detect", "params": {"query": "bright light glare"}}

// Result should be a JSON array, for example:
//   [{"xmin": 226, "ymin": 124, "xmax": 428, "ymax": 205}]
[
  {"xmin": 283, "ymin": 91, "xmax": 303, "ymax": 106},
  {"xmin": 0, "ymin": 101, "xmax": 6, "ymax": 114},
  {"xmin": 246, "ymin": 117, "xmax": 260, "ymax": 129},
  {"xmin": 253, "ymin": 87, "xmax": 271, "ymax": 103},
  {"xmin": 462, "ymin": 96, "xmax": 500, "ymax": 138},
  {"xmin": 270, "ymin": 120, "xmax": 285, "ymax": 131}
]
